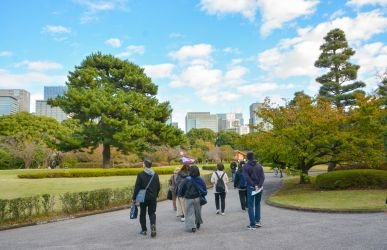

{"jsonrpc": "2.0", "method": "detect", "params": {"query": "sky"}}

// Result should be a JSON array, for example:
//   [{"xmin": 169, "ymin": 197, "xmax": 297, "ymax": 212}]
[{"xmin": 0, "ymin": 0, "xmax": 386, "ymax": 130}]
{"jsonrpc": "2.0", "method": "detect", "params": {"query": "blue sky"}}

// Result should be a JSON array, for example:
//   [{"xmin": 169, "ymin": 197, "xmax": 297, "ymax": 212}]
[{"xmin": 0, "ymin": 0, "xmax": 386, "ymax": 130}]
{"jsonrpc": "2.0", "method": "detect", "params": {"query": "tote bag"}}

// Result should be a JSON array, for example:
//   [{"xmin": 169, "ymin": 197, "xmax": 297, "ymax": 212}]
[
  {"xmin": 130, "ymin": 204, "xmax": 138, "ymax": 219},
  {"xmin": 135, "ymin": 174, "xmax": 155, "ymax": 203}
]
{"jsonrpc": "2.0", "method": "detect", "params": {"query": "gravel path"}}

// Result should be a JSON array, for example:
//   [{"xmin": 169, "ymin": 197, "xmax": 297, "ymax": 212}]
[{"xmin": 0, "ymin": 175, "xmax": 386, "ymax": 250}]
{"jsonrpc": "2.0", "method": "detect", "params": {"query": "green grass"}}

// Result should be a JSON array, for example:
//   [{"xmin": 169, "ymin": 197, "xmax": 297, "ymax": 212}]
[
  {"xmin": 268, "ymin": 177, "xmax": 387, "ymax": 212},
  {"xmin": 0, "ymin": 167, "xmax": 214, "ymax": 199},
  {"xmin": 0, "ymin": 169, "xmax": 171, "ymax": 199}
]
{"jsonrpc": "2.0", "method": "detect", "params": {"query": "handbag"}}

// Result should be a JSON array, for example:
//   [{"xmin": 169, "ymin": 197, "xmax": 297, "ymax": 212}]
[
  {"xmin": 136, "ymin": 174, "xmax": 155, "ymax": 203},
  {"xmin": 167, "ymin": 190, "xmax": 173, "ymax": 200},
  {"xmin": 129, "ymin": 203, "xmax": 138, "ymax": 219},
  {"xmin": 191, "ymin": 177, "xmax": 207, "ymax": 206},
  {"xmin": 199, "ymin": 195, "xmax": 207, "ymax": 206}
]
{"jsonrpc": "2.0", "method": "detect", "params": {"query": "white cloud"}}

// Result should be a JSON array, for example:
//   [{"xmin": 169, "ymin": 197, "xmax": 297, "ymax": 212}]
[
  {"xmin": 347, "ymin": 0, "xmax": 387, "ymax": 7},
  {"xmin": 42, "ymin": 25, "xmax": 71, "ymax": 34},
  {"xmin": 169, "ymin": 44, "xmax": 213, "ymax": 61},
  {"xmin": 169, "ymin": 33, "xmax": 184, "ymax": 38},
  {"xmin": 116, "ymin": 45, "xmax": 145, "ymax": 58},
  {"xmin": 15, "ymin": 60, "xmax": 63, "ymax": 71},
  {"xmin": 199, "ymin": 0, "xmax": 318, "ymax": 36},
  {"xmin": 258, "ymin": 0, "xmax": 319, "ymax": 36},
  {"xmin": 223, "ymin": 47, "xmax": 241, "ymax": 54},
  {"xmin": 238, "ymin": 82, "xmax": 279, "ymax": 95},
  {"xmin": 224, "ymin": 66, "xmax": 248, "ymax": 85},
  {"xmin": 143, "ymin": 64, "xmax": 175, "ymax": 79},
  {"xmin": 74, "ymin": 0, "xmax": 129, "ymax": 23},
  {"xmin": 258, "ymin": 10, "xmax": 387, "ymax": 79},
  {"xmin": 199, "ymin": 0, "xmax": 258, "ymax": 21},
  {"xmin": 105, "ymin": 38, "xmax": 122, "ymax": 48},
  {"xmin": 353, "ymin": 42, "xmax": 387, "ymax": 79},
  {"xmin": 0, "ymin": 51, "xmax": 13, "ymax": 57},
  {"xmin": 330, "ymin": 9, "xmax": 346, "ymax": 20},
  {"xmin": 0, "ymin": 69, "xmax": 66, "ymax": 89}
]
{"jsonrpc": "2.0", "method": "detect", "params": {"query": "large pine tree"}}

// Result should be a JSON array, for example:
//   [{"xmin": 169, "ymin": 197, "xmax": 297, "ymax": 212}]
[{"xmin": 315, "ymin": 28, "xmax": 365, "ymax": 108}]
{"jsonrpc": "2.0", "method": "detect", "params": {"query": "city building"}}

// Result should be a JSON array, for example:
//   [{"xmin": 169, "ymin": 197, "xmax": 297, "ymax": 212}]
[
  {"xmin": 0, "ymin": 96, "xmax": 19, "ymax": 115},
  {"xmin": 249, "ymin": 102, "xmax": 264, "ymax": 132},
  {"xmin": 185, "ymin": 112, "xmax": 218, "ymax": 133},
  {"xmin": 0, "ymin": 89, "xmax": 30, "ymax": 112},
  {"xmin": 44, "ymin": 86, "xmax": 67, "ymax": 100},
  {"xmin": 35, "ymin": 86, "xmax": 68, "ymax": 122},
  {"xmin": 35, "ymin": 100, "xmax": 68, "ymax": 122},
  {"xmin": 172, "ymin": 122, "xmax": 179, "ymax": 129},
  {"xmin": 217, "ymin": 112, "xmax": 244, "ymax": 132},
  {"xmin": 239, "ymin": 125, "xmax": 250, "ymax": 135}
]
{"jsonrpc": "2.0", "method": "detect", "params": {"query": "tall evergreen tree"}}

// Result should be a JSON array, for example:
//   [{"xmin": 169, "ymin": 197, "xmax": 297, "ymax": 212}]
[
  {"xmin": 49, "ymin": 53, "xmax": 183, "ymax": 168},
  {"xmin": 315, "ymin": 28, "xmax": 365, "ymax": 108}
]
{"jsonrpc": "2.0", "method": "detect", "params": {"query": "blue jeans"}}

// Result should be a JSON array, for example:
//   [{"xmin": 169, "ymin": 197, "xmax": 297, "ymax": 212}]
[{"xmin": 246, "ymin": 186, "xmax": 262, "ymax": 226}]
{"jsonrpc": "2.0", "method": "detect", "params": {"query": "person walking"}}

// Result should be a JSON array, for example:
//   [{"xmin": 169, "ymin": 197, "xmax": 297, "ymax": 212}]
[
  {"xmin": 132, "ymin": 159, "xmax": 161, "ymax": 237},
  {"xmin": 234, "ymin": 160, "xmax": 248, "ymax": 211},
  {"xmin": 175, "ymin": 163, "xmax": 189, "ymax": 222},
  {"xmin": 243, "ymin": 152, "xmax": 265, "ymax": 230},
  {"xmin": 168, "ymin": 167, "xmax": 180, "ymax": 211},
  {"xmin": 211, "ymin": 163, "xmax": 229, "ymax": 215},
  {"xmin": 179, "ymin": 165, "xmax": 207, "ymax": 232},
  {"xmin": 230, "ymin": 161, "xmax": 237, "ymax": 181}
]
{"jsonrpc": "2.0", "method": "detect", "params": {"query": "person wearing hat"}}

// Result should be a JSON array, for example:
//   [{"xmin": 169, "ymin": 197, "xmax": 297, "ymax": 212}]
[
  {"xmin": 132, "ymin": 159, "xmax": 161, "ymax": 237},
  {"xmin": 243, "ymin": 152, "xmax": 265, "ymax": 230}
]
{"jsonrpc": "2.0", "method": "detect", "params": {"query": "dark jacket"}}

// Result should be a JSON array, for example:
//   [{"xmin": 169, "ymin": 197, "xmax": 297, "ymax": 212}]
[
  {"xmin": 243, "ymin": 160, "xmax": 265, "ymax": 188},
  {"xmin": 132, "ymin": 171, "xmax": 161, "ymax": 201},
  {"xmin": 234, "ymin": 167, "xmax": 247, "ymax": 189},
  {"xmin": 175, "ymin": 170, "xmax": 189, "ymax": 196},
  {"xmin": 179, "ymin": 176, "xmax": 207, "ymax": 199}
]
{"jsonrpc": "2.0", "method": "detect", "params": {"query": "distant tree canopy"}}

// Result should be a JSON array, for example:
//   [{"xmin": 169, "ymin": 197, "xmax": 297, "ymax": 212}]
[
  {"xmin": 315, "ymin": 28, "xmax": 365, "ymax": 108},
  {"xmin": 186, "ymin": 128, "xmax": 217, "ymax": 146},
  {"xmin": 49, "ymin": 52, "xmax": 183, "ymax": 168}
]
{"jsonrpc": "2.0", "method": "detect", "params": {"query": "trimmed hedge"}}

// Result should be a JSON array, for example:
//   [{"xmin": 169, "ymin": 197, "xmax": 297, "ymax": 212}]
[
  {"xmin": 1, "ymin": 172, "xmax": 213, "ymax": 227},
  {"xmin": 17, "ymin": 167, "xmax": 176, "ymax": 179},
  {"xmin": 316, "ymin": 169, "xmax": 387, "ymax": 190}
]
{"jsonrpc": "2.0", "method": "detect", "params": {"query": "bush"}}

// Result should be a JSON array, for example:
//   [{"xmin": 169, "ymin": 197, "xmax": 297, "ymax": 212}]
[
  {"xmin": 17, "ymin": 167, "xmax": 176, "ymax": 179},
  {"xmin": 316, "ymin": 169, "xmax": 387, "ymax": 190}
]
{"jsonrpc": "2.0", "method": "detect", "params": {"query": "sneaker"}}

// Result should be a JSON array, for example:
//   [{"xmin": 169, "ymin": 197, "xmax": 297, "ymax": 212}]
[
  {"xmin": 196, "ymin": 223, "xmax": 200, "ymax": 229},
  {"xmin": 216, "ymin": 210, "xmax": 220, "ymax": 215},
  {"xmin": 139, "ymin": 230, "xmax": 147, "ymax": 235},
  {"xmin": 192, "ymin": 228, "xmax": 196, "ymax": 233},
  {"xmin": 256, "ymin": 221, "xmax": 263, "ymax": 227},
  {"xmin": 151, "ymin": 224, "xmax": 156, "ymax": 238},
  {"xmin": 180, "ymin": 217, "xmax": 185, "ymax": 222},
  {"xmin": 247, "ymin": 225, "xmax": 257, "ymax": 230},
  {"xmin": 221, "ymin": 213, "xmax": 225, "ymax": 216}
]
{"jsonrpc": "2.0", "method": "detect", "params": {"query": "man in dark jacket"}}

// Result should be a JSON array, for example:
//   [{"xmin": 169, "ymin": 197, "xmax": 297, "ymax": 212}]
[
  {"xmin": 243, "ymin": 152, "xmax": 265, "ymax": 230},
  {"xmin": 132, "ymin": 159, "xmax": 160, "ymax": 237}
]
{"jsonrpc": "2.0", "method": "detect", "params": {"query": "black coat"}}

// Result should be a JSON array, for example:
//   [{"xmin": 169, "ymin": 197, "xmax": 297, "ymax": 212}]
[{"xmin": 132, "ymin": 171, "xmax": 160, "ymax": 201}]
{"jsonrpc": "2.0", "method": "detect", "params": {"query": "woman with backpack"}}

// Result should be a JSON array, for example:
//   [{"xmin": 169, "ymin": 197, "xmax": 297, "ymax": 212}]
[
  {"xmin": 210, "ymin": 163, "xmax": 229, "ymax": 215},
  {"xmin": 234, "ymin": 161, "xmax": 248, "ymax": 211},
  {"xmin": 179, "ymin": 165, "xmax": 207, "ymax": 232}
]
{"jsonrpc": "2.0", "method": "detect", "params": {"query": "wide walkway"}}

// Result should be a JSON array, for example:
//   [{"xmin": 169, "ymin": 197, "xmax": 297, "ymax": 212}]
[{"xmin": 0, "ymin": 175, "xmax": 386, "ymax": 250}]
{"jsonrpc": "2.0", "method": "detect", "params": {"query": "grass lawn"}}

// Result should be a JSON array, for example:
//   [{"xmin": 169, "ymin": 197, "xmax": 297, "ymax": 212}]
[
  {"xmin": 0, "ymin": 167, "xmax": 215, "ymax": 199},
  {"xmin": 268, "ymin": 176, "xmax": 387, "ymax": 212}
]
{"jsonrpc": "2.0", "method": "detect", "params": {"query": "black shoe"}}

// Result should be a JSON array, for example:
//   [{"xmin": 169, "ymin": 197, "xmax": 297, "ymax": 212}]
[
  {"xmin": 139, "ymin": 230, "xmax": 147, "ymax": 235},
  {"xmin": 192, "ymin": 228, "xmax": 196, "ymax": 233},
  {"xmin": 151, "ymin": 224, "xmax": 156, "ymax": 238},
  {"xmin": 196, "ymin": 223, "xmax": 200, "ymax": 229}
]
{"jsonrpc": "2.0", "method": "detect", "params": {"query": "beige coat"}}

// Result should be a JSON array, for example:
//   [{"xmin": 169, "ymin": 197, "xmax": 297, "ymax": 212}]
[{"xmin": 210, "ymin": 170, "xmax": 229, "ymax": 193}]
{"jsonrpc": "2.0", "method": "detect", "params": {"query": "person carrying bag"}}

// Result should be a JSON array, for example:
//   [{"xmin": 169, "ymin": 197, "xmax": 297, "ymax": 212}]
[{"xmin": 132, "ymin": 159, "xmax": 160, "ymax": 238}]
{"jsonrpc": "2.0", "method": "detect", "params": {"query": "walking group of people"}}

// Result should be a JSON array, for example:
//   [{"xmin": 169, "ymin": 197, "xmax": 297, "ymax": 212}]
[{"xmin": 131, "ymin": 151, "xmax": 265, "ymax": 238}]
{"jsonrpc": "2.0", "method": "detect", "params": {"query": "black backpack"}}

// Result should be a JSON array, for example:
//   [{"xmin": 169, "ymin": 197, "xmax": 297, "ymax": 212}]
[{"xmin": 215, "ymin": 172, "xmax": 226, "ymax": 193}]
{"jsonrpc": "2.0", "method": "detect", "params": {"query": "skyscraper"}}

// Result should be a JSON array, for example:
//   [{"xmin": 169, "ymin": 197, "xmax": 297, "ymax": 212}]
[
  {"xmin": 44, "ymin": 86, "xmax": 67, "ymax": 100},
  {"xmin": 36, "ymin": 86, "xmax": 68, "ymax": 122},
  {"xmin": 0, "ymin": 89, "xmax": 30, "ymax": 112},
  {"xmin": 217, "ymin": 113, "xmax": 244, "ymax": 132},
  {"xmin": 185, "ymin": 112, "xmax": 218, "ymax": 133},
  {"xmin": 249, "ymin": 102, "xmax": 264, "ymax": 132},
  {"xmin": 0, "ymin": 96, "xmax": 18, "ymax": 115}
]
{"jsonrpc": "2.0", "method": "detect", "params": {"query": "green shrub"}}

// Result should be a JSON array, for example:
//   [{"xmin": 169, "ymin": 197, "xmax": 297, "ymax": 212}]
[
  {"xmin": 0, "ymin": 199, "xmax": 8, "ymax": 222},
  {"xmin": 41, "ymin": 194, "xmax": 55, "ymax": 215},
  {"xmin": 17, "ymin": 167, "xmax": 175, "ymax": 179},
  {"xmin": 202, "ymin": 165, "xmax": 217, "ymax": 171},
  {"xmin": 316, "ymin": 169, "xmax": 387, "ymax": 190}
]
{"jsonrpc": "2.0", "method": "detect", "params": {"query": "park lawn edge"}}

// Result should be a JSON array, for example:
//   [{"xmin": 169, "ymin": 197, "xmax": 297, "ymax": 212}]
[{"xmin": 266, "ymin": 177, "xmax": 387, "ymax": 214}]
